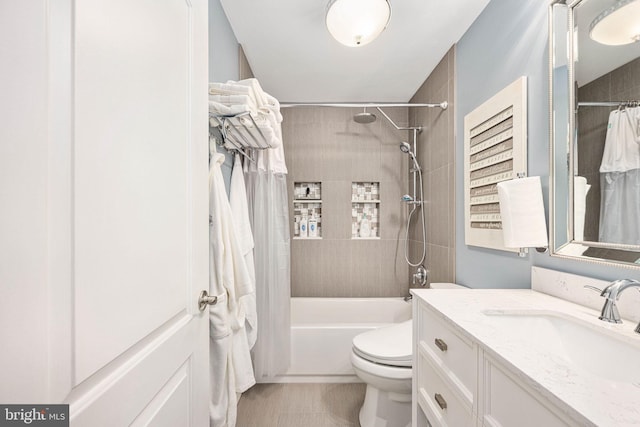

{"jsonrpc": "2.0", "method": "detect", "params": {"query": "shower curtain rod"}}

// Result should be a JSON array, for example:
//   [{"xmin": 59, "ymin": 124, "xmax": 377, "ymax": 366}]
[
  {"xmin": 577, "ymin": 101, "xmax": 639, "ymax": 108},
  {"xmin": 280, "ymin": 102, "xmax": 448, "ymax": 109}
]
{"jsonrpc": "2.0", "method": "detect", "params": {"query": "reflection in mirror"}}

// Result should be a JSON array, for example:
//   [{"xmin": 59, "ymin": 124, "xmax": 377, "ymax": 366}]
[{"xmin": 550, "ymin": 0, "xmax": 640, "ymax": 267}]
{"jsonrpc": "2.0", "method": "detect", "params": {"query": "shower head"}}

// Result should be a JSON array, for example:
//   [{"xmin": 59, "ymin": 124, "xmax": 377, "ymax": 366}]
[
  {"xmin": 399, "ymin": 142, "xmax": 412, "ymax": 154},
  {"xmin": 400, "ymin": 141, "xmax": 421, "ymax": 171},
  {"xmin": 353, "ymin": 108, "xmax": 377, "ymax": 124},
  {"xmin": 402, "ymin": 194, "xmax": 414, "ymax": 202}
]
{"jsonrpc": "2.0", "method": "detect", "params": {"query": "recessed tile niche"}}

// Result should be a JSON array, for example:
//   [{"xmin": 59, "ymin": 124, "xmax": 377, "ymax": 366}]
[
  {"xmin": 293, "ymin": 182, "xmax": 322, "ymax": 239},
  {"xmin": 351, "ymin": 182, "xmax": 380, "ymax": 239}
]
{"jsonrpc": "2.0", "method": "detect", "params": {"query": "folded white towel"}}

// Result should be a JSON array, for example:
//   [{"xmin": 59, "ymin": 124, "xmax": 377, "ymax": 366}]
[
  {"xmin": 209, "ymin": 94, "xmax": 257, "ymax": 116},
  {"xmin": 209, "ymin": 101, "xmax": 250, "ymax": 117},
  {"xmin": 234, "ymin": 78, "xmax": 271, "ymax": 112},
  {"xmin": 209, "ymin": 82, "xmax": 251, "ymax": 96},
  {"xmin": 209, "ymin": 79, "xmax": 286, "ymax": 164}
]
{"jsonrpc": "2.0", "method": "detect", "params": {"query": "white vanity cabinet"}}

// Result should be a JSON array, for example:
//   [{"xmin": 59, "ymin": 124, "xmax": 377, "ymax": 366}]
[
  {"xmin": 413, "ymin": 297, "xmax": 576, "ymax": 427},
  {"xmin": 413, "ymin": 299, "xmax": 476, "ymax": 426},
  {"xmin": 480, "ymin": 355, "xmax": 571, "ymax": 427}
]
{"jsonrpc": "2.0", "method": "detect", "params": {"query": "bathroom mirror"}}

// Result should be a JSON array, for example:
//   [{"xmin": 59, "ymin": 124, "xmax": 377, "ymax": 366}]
[{"xmin": 549, "ymin": 0, "xmax": 640, "ymax": 267}]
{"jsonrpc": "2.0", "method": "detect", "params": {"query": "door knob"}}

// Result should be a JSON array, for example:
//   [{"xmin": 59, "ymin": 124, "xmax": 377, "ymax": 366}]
[{"xmin": 198, "ymin": 290, "xmax": 218, "ymax": 311}]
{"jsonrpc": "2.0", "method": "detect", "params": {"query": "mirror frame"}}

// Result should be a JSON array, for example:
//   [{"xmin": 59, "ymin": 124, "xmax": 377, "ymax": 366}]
[{"xmin": 548, "ymin": 0, "xmax": 640, "ymax": 269}]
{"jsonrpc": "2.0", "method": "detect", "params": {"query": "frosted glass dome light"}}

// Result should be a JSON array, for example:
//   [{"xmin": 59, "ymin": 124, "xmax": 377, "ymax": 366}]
[
  {"xmin": 325, "ymin": 0, "xmax": 392, "ymax": 47},
  {"xmin": 589, "ymin": 0, "xmax": 640, "ymax": 46}
]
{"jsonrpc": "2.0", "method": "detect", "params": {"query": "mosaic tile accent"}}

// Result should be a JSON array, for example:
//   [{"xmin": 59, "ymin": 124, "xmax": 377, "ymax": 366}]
[
  {"xmin": 294, "ymin": 182, "xmax": 321, "ymax": 200},
  {"xmin": 352, "ymin": 182, "xmax": 380, "ymax": 238},
  {"xmin": 293, "ymin": 182, "xmax": 322, "ymax": 238},
  {"xmin": 351, "ymin": 182, "xmax": 379, "ymax": 201}
]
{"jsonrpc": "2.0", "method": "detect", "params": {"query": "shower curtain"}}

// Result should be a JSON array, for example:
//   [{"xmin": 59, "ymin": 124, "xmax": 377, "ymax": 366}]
[
  {"xmin": 242, "ymin": 83, "xmax": 291, "ymax": 379},
  {"xmin": 599, "ymin": 106, "xmax": 640, "ymax": 245},
  {"xmin": 244, "ymin": 161, "xmax": 291, "ymax": 379}
]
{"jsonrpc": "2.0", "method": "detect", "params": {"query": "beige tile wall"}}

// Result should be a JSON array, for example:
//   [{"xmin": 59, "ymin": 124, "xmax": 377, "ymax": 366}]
[
  {"xmin": 238, "ymin": 45, "xmax": 254, "ymax": 80},
  {"xmin": 282, "ymin": 46, "xmax": 457, "ymax": 296},
  {"xmin": 408, "ymin": 45, "xmax": 456, "ymax": 287},
  {"xmin": 282, "ymin": 107, "xmax": 410, "ymax": 297}
]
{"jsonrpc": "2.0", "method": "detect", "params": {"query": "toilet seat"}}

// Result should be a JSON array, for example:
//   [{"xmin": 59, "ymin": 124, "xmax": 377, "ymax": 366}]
[
  {"xmin": 351, "ymin": 351, "xmax": 412, "ymax": 380},
  {"xmin": 352, "ymin": 320, "xmax": 412, "ymax": 367}
]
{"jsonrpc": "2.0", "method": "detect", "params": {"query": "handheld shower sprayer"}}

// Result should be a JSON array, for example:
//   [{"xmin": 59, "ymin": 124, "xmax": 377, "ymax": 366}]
[
  {"xmin": 399, "ymin": 141, "xmax": 412, "ymax": 154},
  {"xmin": 399, "ymin": 142, "xmax": 421, "ymax": 171}
]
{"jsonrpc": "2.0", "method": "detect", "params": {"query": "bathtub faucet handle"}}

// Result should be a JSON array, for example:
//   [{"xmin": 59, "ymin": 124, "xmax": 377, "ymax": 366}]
[{"xmin": 413, "ymin": 265, "xmax": 428, "ymax": 287}]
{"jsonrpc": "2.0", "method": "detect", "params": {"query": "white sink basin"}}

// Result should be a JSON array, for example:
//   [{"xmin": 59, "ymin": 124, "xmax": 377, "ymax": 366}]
[{"xmin": 482, "ymin": 310, "xmax": 640, "ymax": 385}]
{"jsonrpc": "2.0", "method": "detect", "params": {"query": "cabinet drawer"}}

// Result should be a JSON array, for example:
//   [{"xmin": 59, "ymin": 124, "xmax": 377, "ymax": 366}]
[
  {"xmin": 482, "ymin": 357, "xmax": 571, "ymax": 427},
  {"xmin": 417, "ymin": 302, "xmax": 476, "ymax": 405},
  {"xmin": 417, "ymin": 349, "xmax": 475, "ymax": 427}
]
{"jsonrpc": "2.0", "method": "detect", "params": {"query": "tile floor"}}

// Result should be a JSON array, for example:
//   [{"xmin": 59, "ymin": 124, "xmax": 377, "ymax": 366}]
[{"xmin": 236, "ymin": 383, "xmax": 366, "ymax": 427}]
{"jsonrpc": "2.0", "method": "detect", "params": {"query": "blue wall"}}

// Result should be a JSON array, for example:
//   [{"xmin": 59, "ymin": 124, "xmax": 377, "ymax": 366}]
[
  {"xmin": 208, "ymin": 0, "xmax": 239, "ymax": 83},
  {"xmin": 208, "ymin": 0, "xmax": 239, "ymax": 194},
  {"xmin": 455, "ymin": 0, "xmax": 640, "ymax": 288}
]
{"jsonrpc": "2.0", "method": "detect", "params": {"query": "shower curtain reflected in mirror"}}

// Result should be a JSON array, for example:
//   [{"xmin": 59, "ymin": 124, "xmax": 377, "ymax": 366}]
[{"xmin": 598, "ymin": 106, "xmax": 640, "ymax": 245}]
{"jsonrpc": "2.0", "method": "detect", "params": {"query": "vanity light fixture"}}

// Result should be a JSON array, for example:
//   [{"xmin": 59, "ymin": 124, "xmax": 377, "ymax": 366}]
[
  {"xmin": 325, "ymin": 0, "xmax": 392, "ymax": 47},
  {"xmin": 589, "ymin": 0, "xmax": 640, "ymax": 46}
]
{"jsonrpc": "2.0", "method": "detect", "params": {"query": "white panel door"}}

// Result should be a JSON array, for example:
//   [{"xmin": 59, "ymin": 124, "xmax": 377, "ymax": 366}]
[{"xmin": 0, "ymin": 0, "xmax": 210, "ymax": 425}]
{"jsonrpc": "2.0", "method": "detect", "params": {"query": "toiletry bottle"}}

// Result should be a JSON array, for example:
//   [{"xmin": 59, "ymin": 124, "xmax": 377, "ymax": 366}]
[
  {"xmin": 294, "ymin": 218, "xmax": 300, "ymax": 237},
  {"xmin": 300, "ymin": 215, "xmax": 308, "ymax": 238},
  {"xmin": 308, "ymin": 215, "xmax": 318, "ymax": 238},
  {"xmin": 359, "ymin": 214, "xmax": 371, "ymax": 238}
]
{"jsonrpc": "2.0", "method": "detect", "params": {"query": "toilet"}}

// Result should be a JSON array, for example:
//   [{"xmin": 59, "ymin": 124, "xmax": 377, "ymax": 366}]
[
  {"xmin": 351, "ymin": 319, "xmax": 413, "ymax": 427},
  {"xmin": 351, "ymin": 283, "xmax": 464, "ymax": 427}
]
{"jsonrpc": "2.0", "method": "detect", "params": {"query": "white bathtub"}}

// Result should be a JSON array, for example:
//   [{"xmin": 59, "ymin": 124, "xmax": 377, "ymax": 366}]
[{"xmin": 267, "ymin": 297, "xmax": 412, "ymax": 383}]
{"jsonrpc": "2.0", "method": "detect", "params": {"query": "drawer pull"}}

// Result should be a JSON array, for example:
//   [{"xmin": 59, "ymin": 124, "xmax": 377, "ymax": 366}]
[
  {"xmin": 434, "ymin": 338, "xmax": 448, "ymax": 352},
  {"xmin": 435, "ymin": 393, "xmax": 447, "ymax": 410}
]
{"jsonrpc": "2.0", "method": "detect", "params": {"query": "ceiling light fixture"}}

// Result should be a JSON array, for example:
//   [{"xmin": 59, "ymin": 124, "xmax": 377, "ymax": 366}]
[
  {"xmin": 325, "ymin": 0, "xmax": 392, "ymax": 47},
  {"xmin": 589, "ymin": 0, "xmax": 640, "ymax": 46}
]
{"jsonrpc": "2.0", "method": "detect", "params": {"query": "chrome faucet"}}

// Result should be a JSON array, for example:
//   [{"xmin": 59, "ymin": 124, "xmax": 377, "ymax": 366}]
[
  {"xmin": 412, "ymin": 265, "xmax": 428, "ymax": 287},
  {"xmin": 586, "ymin": 279, "xmax": 640, "ymax": 333}
]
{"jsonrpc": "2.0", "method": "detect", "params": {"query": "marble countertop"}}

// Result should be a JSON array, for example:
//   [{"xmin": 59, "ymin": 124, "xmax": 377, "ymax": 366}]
[{"xmin": 411, "ymin": 288, "xmax": 640, "ymax": 427}]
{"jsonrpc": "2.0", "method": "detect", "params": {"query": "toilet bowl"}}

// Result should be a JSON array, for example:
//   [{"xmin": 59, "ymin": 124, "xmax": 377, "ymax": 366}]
[
  {"xmin": 351, "ymin": 284, "xmax": 465, "ymax": 427},
  {"xmin": 351, "ymin": 319, "xmax": 412, "ymax": 427}
]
